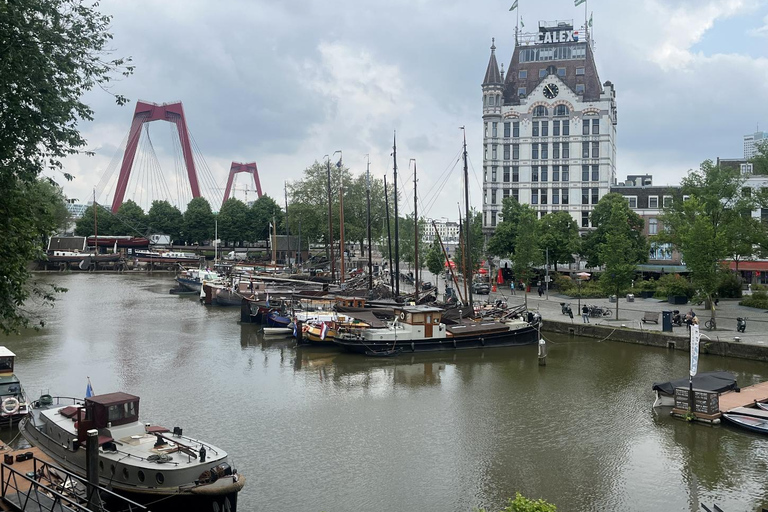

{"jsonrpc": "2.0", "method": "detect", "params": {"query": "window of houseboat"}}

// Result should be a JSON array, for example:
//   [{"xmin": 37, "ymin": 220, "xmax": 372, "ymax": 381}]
[
  {"xmin": 108, "ymin": 401, "xmax": 138, "ymax": 422},
  {"xmin": 412, "ymin": 314, "xmax": 425, "ymax": 324},
  {"xmin": 0, "ymin": 357, "xmax": 13, "ymax": 372}
]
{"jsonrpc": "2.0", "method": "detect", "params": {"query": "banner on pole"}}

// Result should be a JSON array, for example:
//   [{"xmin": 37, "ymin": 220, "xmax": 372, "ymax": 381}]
[{"xmin": 690, "ymin": 324, "xmax": 700, "ymax": 377}]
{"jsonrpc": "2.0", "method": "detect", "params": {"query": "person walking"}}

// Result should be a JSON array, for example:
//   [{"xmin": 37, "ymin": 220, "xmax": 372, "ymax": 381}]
[{"xmin": 582, "ymin": 304, "xmax": 590, "ymax": 323}]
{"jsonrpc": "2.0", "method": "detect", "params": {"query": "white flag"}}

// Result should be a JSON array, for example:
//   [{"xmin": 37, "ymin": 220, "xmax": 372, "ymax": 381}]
[
  {"xmin": 509, "ymin": 0, "xmax": 518, "ymax": 11},
  {"xmin": 689, "ymin": 324, "xmax": 700, "ymax": 377},
  {"xmin": 575, "ymin": 0, "xmax": 586, "ymax": 6}
]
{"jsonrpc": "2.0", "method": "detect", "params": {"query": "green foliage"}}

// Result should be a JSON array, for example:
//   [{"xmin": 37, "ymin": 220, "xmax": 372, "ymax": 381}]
[
  {"xmin": 717, "ymin": 272, "xmax": 743, "ymax": 298},
  {"xmin": 511, "ymin": 206, "xmax": 542, "ymax": 304},
  {"xmin": 250, "ymin": 195, "xmax": 283, "ymax": 242},
  {"xmin": 111, "ymin": 200, "xmax": 146, "ymax": 236},
  {"xmin": 147, "ymin": 200, "xmax": 183, "ymax": 242},
  {"xmin": 581, "ymin": 193, "xmax": 647, "ymax": 268},
  {"xmin": 425, "ymin": 239, "xmax": 444, "ymax": 282},
  {"xmin": 183, "ymin": 197, "xmax": 214, "ymax": 244},
  {"xmin": 751, "ymin": 140, "xmax": 768, "ymax": 176},
  {"xmin": 478, "ymin": 493, "xmax": 557, "ymax": 512},
  {"xmin": 1, "ymin": 180, "xmax": 69, "ymax": 334},
  {"xmin": 740, "ymin": 290, "xmax": 768, "ymax": 309},
  {"xmin": 398, "ymin": 214, "xmax": 426, "ymax": 270},
  {"xmin": 538, "ymin": 211, "xmax": 580, "ymax": 271},
  {"xmin": 0, "ymin": 0, "xmax": 132, "ymax": 332},
  {"xmin": 659, "ymin": 160, "xmax": 756, "ymax": 317},
  {"xmin": 218, "ymin": 198, "xmax": 250, "ymax": 245},
  {"xmin": 599, "ymin": 202, "xmax": 642, "ymax": 311},
  {"xmin": 560, "ymin": 277, "xmax": 604, "ymax": 298},
  {"xmin": 487, "ymin": 197, "xmax": 526, "ymax": 257},
  {"xmin": 654, "ymin": 274, "xmax": 695, "ymax": 298}
]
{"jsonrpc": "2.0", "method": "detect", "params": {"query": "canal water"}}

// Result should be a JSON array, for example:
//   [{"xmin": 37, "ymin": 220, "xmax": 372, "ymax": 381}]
[{"xmin": 3, "ymin": 274, "xmax": 768, "ymax": 512}]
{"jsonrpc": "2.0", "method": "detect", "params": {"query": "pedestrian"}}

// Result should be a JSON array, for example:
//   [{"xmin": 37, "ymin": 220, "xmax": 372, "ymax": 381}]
[
  {"xmin": 510, "ymin": 281, "xmax": 515, "ymax": 295},
  {"xmin": 538, "ymin": 286, "xmax": 544, "ymax": 298},
  {"xmin": 748, "ymin": 283, "xmax": 752, "ymax": 294},
  {"xmin": 582, "ymin": 304, "xmax": 590, "ymax": 323}
]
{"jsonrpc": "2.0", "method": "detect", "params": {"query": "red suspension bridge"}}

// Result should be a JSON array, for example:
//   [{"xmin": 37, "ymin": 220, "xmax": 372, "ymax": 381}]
[{"xmin": 94, "ymin": 100, "xmax": 262, "ymax": 213}]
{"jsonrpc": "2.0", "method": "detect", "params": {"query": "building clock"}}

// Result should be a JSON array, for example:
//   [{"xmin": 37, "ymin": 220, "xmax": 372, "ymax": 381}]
[{"xmin": 543, "ymin": 83, "xmax": 559, "ymax": 99}]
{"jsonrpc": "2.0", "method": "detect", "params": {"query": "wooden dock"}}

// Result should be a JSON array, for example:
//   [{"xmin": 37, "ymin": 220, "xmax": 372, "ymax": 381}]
[{"xmin": 718, "ymin": 380, "xmax": 768, "ymax": 413}]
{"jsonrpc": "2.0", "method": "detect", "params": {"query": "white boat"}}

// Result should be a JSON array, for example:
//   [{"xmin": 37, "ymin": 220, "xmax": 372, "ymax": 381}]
[
  {"xmin": 20, "ymin": 391, "xmax": 245, "ymax": 511},
  {"xmin": 263, "ymin": 327, "xmax": 294, "ymax": 336}
]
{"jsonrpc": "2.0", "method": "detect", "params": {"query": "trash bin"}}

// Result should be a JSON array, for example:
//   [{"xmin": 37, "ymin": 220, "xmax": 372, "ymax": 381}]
[
  {"xmin": 626, "ymin": 293, "xmax": 635, "ymax": 302},
  {"xmin": 662, "ymin": 310, "xmax": 673, "ymax": 332},
  {"xmin": 609, "ymin": 295, "xmax": 617, "ymax": 303}
]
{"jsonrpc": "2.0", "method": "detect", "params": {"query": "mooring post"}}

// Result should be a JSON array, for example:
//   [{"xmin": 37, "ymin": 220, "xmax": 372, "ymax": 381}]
[
  {"xmin": 86, "ymin": 428, "xmax": 100, "ymax": 511},
  {"xmin": 538, "ymin": 338, "xmax": 547, "ymax": 366}
]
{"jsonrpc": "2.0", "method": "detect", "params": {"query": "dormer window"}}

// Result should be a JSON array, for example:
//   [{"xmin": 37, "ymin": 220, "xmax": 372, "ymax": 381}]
[{"xmin": 575, "ymin": 84, "xmax": 585, "ymax": 94}]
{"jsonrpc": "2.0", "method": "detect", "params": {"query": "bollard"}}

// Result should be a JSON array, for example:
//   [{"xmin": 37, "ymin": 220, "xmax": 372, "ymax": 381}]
[
  {"xmin": 86, "ymin": 429, "xmax": 100, "ymax": 510},
  {"xmin": 538, "ymin": 338, "xmax": 547, "ymax": 366}
]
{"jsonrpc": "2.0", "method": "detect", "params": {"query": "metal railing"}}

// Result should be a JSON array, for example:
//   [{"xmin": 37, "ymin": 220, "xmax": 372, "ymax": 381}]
[{"xmin": 0, "ymin": 456, "xmax": 147, "ymax": 512}]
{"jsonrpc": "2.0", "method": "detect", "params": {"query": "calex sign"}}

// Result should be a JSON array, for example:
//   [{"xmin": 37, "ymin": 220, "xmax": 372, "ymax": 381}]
[{"xmin": 538, "ymin": 28, "xmax": 579, "ymax": 44}]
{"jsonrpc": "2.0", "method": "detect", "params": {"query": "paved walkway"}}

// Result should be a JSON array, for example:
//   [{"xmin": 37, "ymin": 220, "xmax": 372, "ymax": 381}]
[{"xmin": 483, "ymin": 287, "xmax": 768, "ymax": 346}]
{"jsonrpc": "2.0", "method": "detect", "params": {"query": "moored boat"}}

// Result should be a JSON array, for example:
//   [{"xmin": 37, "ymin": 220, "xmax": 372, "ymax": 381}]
[
  {"xmin": 651, "ymin": 371, "xmax": 738, "ymax": 408},
  {"xmin": 722, "ymin": 413, "xmax": 768, "ymax": 434},
  {"xmin": 20, "ymin": 391, "xmax": 245, "ymax": 511},
  {"xmin": 0, "ymin": 347, "xmax": 30, "ymax": 426},
  {"xmin": 333, "ymin": 305, "xmax": 538, "ymax": 355}
]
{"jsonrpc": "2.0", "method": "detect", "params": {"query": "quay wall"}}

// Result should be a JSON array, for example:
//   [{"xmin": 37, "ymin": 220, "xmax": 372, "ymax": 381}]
[{"xmin": 541, "ymin": 319, "xmax": 768, "ymax": 362}]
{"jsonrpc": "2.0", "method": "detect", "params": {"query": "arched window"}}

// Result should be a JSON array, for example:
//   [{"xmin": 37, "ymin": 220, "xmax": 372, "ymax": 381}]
[
  {"xmin": 533, "ymin": 106, "xmax": 548, "ymax": 117},
  {"xmin": 555, "ymin": 105, "xmax": 569, "ymax": 117}
]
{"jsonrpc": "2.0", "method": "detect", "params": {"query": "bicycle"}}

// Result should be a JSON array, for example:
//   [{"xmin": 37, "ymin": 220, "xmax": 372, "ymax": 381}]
[{"xmin": 704, "ymin": 318, "xmax": 716, "ymax": 331}]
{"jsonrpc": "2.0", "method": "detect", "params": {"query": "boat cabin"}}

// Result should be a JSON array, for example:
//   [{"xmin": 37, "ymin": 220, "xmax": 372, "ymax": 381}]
[
  {"xmin": 395, "ymin": 306, "xmax": 443, "ymax": 338},
  {"xmin": 0, "ymin": 347, "xmax": 16, "ymax": 376},
  {"xmin": 74, "ymin": 392, "xmax": 141, "ymax": 443},
  {"xmin": 336, "ymin": 297, "xmax": 366, "ymax": 308}
]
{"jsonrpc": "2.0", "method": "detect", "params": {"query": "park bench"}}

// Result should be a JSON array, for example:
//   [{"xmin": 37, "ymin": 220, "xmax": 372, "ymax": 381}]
[{"xmin": 642, "ymin": 311, "xmax": 659, "ymax": 324}]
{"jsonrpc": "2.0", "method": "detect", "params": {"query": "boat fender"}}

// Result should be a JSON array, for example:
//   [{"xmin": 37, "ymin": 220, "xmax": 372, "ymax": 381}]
[
  {"xmin": 400, "ymin": 312, "xmax": 406, "ymax": 320},
  {"xmin": 1, "ymin": 397, "xmax": 19, "ymax": 415},
  {"xmin": 452, "ymin": 339, "xmax": 457, "ymax": 348},
  {"xmin": 480, "ymin": 337, "xmax": 485, "ymax": 346},
  {"xmin": 411, "ymin": 342, "xmax": 415, "ymax": 352}
]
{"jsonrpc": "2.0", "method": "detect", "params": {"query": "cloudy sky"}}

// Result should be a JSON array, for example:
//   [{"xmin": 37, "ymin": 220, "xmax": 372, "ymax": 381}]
[{"xmin": 58, "ymin": 0, "xmax": 768, "ymax": 219}]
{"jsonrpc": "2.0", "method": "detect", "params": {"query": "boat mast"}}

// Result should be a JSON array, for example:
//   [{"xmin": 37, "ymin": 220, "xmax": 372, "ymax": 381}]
[
  {"xmin": 384, "ymin": 175, "xmax": 394, "ymax": 290},
  {"xmin": 93, "ymin": 189, "xmax": 98, "ymax": 256},
  {"xmin": 366, "ymin": 155, "xmax": 373, "ymax": 291},
  {"xmin": 339, "ymin": 157, "xmax": 346, "ymax": 285},
  {"xmin": 458, "ymin": 207, "xmax": 468, "ymax": 302},
  {"xmin": 393, "ymin": 131, "xmax": 400, "ymax": 296},
  {"xmin": 461, "ymin": 127, "xmax": 473, "ymax": 311},
  {"xmin": 284, "ymin": 181, "xmax": 291, "ymax": 269},
  {"xmin": 433, "ymin": 220, "xmax": 464, "ymax": 305},
  {"xmin": 325, "ymin": 155, "xmax": 335, "ymax": 282},
  {"xmin": 412, "ymin": 159, "xmax": 418, "ymax": 300}
]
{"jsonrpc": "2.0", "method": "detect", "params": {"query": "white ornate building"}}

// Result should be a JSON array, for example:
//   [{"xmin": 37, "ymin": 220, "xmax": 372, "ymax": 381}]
[{"xmin": 481, "ymin": 20, "xmax": 617, "ymax": 235}]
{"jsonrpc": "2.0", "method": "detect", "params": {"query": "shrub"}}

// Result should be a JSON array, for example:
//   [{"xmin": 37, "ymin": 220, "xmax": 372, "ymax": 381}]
[
  {"xmin": 740, "ymin": 291, "xmax": 768, "ymax": 309},
  {"xmin": 634, "ymin": 279, "xmax": 657, "ymax": 292},
  {"xmin": 655, "ymin": 274, "xmax": 694, "ymax": 298},
  {"xmin": 717, "ymin": 272, "xmax": 743, "ymax": 298},
  {"xmin": 478, "ymin": 493, "xmax": 557, "ymax": 512}
]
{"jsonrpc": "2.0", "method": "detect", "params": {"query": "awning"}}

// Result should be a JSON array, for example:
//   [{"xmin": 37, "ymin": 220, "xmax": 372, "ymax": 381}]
[
  {"xmin": 726, "ymin": 261, "xmax": 768, "ymax": 271},
  {"xmin": 636, "ymin": 264, "xmax": 688, "ymax": 273}
]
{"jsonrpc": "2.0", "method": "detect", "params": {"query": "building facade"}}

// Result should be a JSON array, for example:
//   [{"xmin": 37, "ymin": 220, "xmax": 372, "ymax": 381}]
[
  {"xmin": 422, "ymin": 218, "xmax": 460, "ymax": 244},
  {"xmin": 481, "ymin": 21, "xmax": 617, "ymax": 235},
  {"xmin": 744, "ymin": 131, "xmax": 767, "ymax": 160}
]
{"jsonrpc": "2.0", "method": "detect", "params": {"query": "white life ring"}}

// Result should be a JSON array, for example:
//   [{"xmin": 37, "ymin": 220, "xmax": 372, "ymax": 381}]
[
  {"xmin": 399, "ymin": 312, "xmax": 406, "ymax": 320},
  {"xmin": 2, "ymin": 397, "xmax": 20, "ymax": 415}
]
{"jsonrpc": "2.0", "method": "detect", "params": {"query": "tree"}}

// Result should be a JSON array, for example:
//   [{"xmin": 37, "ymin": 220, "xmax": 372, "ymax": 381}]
[
  {"xmin": 147, "ymin": 200, "xmax": 183, "ymax": 242},
  {"xmin": 218, "ymin": 198, "xmax": 250, "ymax": 246},
  {"xmin": 338, "ymin": 173, "xmax": 387, "ymax": 253},
  {"xmin": 599, "ymin": 202, "xmax": 643, "ymax": 317},
  {"xmin": 751, "ymin": 140, "xmax": 768, "ymax": 176},
  {"xmin": 487, "ymin": 197, "xmax": 527, "ymax": 258},
  {"xmin": 511, "ymin": 206, "xmax": 542, "ymax": 306},
  {"xmin": 538, "ymin": 211, "xmax": 580, "ymax": 272},
  {"xmin": 659, "ymin": 160, "xmax": 755, "ymax": 323},
  {"xmin": 183, "ymin": 197, "xmax": 214, "ymax": 244},
  {"xmin": 425, "ymin": 239, "xmax": 444, "ymax": 286},
  {"xmin": 250, "ymin": 195, "xmax": 283, "ymax": 242},
  {"xmin": 74, "ymin": 204, "xmax": 116, "ymax": 237},
  {"xmin": 0, "ymin": 0, "xmax": 132, "ymax": 332},
  {"xmin": 581, "ymin": 193, "xmax": 646, "ymax": 268},
  {"xmin": 398, "ymin": 214, "xmax": 426, "ymax": 271},
  {"xmin": 110, "ymin": 200, "xmax": 146, "ymax": 236}
]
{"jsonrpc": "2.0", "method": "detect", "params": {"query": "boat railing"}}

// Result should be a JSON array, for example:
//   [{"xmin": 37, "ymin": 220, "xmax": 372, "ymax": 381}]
[{"xmin": 0, "ymin": 455, "xmax": 147, "ymax": 512}]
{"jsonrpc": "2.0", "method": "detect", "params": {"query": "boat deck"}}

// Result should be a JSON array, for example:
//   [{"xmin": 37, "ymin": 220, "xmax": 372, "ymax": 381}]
[{"xmin": 718, "ymin": 381, "xmax": 768, "ymax": 412}]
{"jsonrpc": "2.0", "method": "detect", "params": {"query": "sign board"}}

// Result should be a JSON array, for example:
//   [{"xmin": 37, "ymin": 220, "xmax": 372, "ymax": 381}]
[
  {"xmin": 690, "ymin": 324, "xmax": 700, "ymax": 377},
  {"xmin": 537, "ymin": 24, "xmax": 579, "ymax": 44},
  {"xmin": 674, "ymin": 387, "xmax": 719, "ymax": 415}
]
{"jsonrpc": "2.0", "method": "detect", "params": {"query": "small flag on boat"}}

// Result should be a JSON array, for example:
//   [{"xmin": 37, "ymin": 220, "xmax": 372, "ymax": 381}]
[
  {"xmin": 575, "ymin": 0, "xmax": 586, "ymax": 6},
  {"xmin": 85, "ymin": 377, "xmax": 94, "ymax": 398},
  {"xmin": 265, "ymin": 293, "xmax": 270, "ymax": 307},
  {"xmin": 292, "ymin": 322, "xmax": 297, "ymax": 337},
  {"xmin": 509, "ymin": 0, "xmax": 518, "ymax": 11},
  {"xmin": 320, "ymin": 323, "xmax": 329, "ymax": 341}
]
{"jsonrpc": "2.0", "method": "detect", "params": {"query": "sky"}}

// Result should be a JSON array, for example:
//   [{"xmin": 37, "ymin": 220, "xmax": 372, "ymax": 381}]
[{"xmin": 56, "ymin": 0, "xmax": 768, "ymax": 220}]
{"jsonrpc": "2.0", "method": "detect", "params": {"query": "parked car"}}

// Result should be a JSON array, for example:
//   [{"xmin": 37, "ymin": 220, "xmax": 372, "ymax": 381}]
[{"xmin": 472, "ymin": 281, "xmax": 491, "ymax": 294}]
